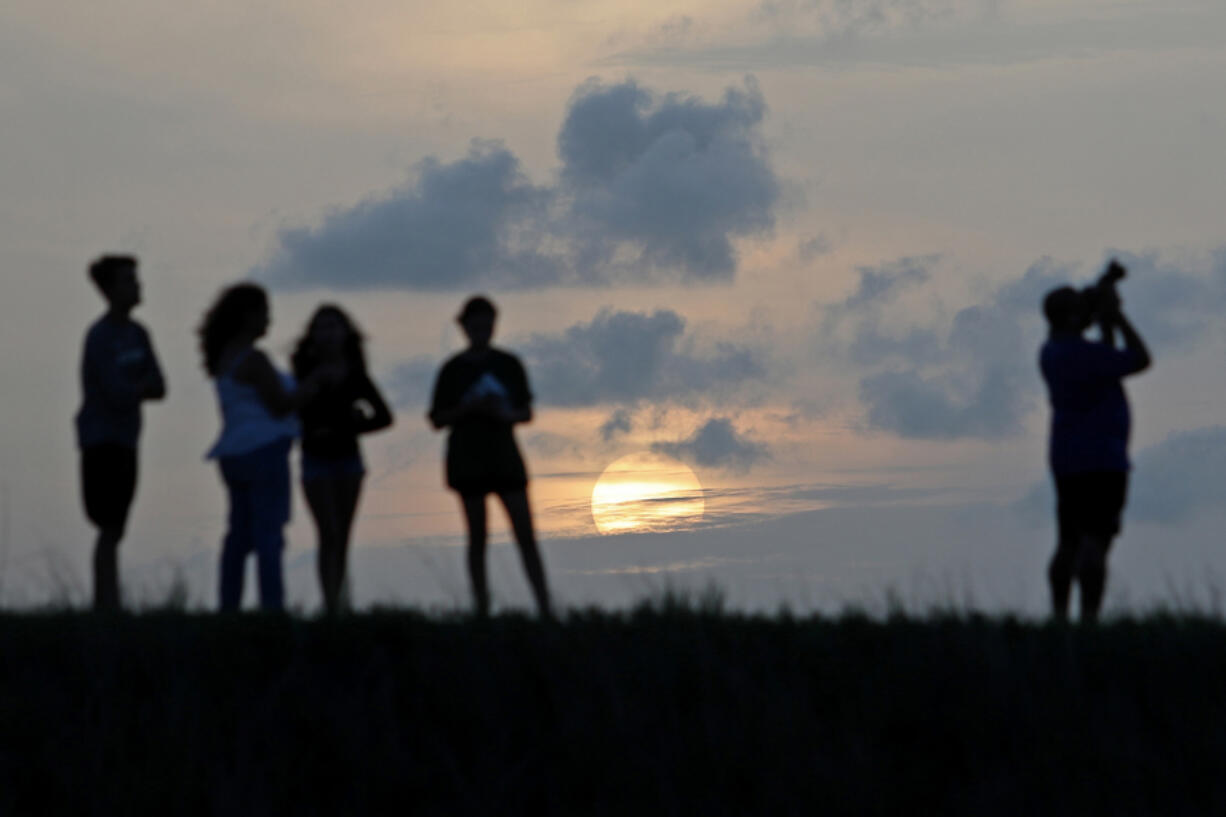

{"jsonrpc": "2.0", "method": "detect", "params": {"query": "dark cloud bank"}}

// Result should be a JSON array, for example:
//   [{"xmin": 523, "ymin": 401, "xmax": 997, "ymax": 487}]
[
  {"xmin": 836, "ymin": 249, "xmax": 1226, "ymax": 441},
  {"xmin": 255, "ymin": 78, "xmax": 778, "ymax": 290}
]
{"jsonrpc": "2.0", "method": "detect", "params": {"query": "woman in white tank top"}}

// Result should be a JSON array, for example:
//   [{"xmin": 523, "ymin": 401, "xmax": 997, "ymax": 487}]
[{"xmin": 198, "ymin": 284, "xmax": 339, "ymax": 611}]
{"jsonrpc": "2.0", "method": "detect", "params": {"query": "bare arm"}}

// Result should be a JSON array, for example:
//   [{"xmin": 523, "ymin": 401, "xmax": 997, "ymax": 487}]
[
  {"xmin": 1112, "ymin": 311, "xmax": 1151, "ymax": 374},
  {"xmin": 234, "ymin": 349, "xmax": 326, "ymax": 416},
  {"xmin": 354, "ymin": 374, "xmax": 394, "ymax": 434}
]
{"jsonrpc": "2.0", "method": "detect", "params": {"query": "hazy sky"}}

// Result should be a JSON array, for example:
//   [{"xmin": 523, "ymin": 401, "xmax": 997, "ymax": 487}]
[{"xmin": 3, "ymin": 0, "xmax": 1225, "ymax": 612}]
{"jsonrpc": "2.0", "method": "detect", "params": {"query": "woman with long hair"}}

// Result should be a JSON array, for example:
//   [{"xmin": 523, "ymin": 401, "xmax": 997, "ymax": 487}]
[
  {"xmin": 428, "ymin": 295, "xmax": 551, "ymax": 618},
  {"xmin": 291, "ymin": 305, "xmax": 393, "ymax": 614},
  {"xmin": 199, "ymin": 283, "xmax": 338, "ymax": 611}
]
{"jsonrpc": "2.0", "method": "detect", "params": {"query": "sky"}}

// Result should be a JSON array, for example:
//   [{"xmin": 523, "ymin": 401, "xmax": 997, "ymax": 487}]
[{"xmin": 2, "ymin": 0, "xmax": 1225, "ymax": 613}]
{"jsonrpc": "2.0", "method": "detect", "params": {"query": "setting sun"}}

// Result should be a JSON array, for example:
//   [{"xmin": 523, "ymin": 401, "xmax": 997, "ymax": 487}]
[{"xmin": 590, "ymin": 452, "xmax": 705, "ymax": 535}]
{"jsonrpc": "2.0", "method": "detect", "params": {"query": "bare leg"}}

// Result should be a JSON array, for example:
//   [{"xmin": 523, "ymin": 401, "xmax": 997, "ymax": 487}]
[
  {"xmin": 1077, "ymin": 535, "xmax": 1109, "ymax": 623},
  {"xmin": 93, "ymin": 526, "xmax": 122, "ymax": 612},
  {"xmin": 498, "ymin": 489, "xmax": 552, "ymax": 619},
  {"xmin": 332, "ymin": 473, "xmax": 363, "ymax": 613},
  {"xmin": 461, "ymin": 494, "xmax": 490, "ymax": 617},
  {"xmin": 303, "ymin": 477, "xmax": 342, "ymax": 614},
  {"xmin": 1047, "ymin": 543, "xmax": 1075, "ymax": 622}
]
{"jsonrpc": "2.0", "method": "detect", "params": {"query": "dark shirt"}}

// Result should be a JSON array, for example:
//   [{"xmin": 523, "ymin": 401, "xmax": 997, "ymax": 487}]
[
  {"xmin": 429, "ymin": 348, "xmax": 532, "ymax": 491},
  {"xmin": 298, "ymin": 371, "xmax": 393, "ymax": 460},
  {"xmin": 1040, "ymin": 336, "xmax": 1144, "ymax": 475},
  {"xmin": 75, "ymin": 315, "xmax": 164, "ymax": 450}
]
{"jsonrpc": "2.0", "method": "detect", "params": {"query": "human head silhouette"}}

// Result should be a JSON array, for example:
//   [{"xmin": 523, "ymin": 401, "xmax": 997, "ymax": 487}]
[
  {"xmin": 292, "ymin": 304, "xmax": 367, "ymax": 377},
  {"xmin": 1043, "ymin": 286, "xmax": 1092, "ymax": 334},
  {"xmin": 88, "ymin": 255, "xmax": 141, "ymax": 313},
  {"xmin": 198, "ymin": 283, "xmax": 270, "ymax": 376},
  {"xmin": 457, "ymin": 295, "xmax": 497, "ymax": 350}
]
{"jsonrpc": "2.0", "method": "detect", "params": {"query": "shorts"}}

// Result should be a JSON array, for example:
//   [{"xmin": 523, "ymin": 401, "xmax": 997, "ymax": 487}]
[
  {"xmin": 81, "ymin": 443, "xmax": 138, "ymax": 531},
  {"xmin": 301, "ymin": 452, "xmax": 366, "ymax": 483},
  {"xmin": 1055, "ymin": 470, "xmax": 1128, "ymax": 543}
]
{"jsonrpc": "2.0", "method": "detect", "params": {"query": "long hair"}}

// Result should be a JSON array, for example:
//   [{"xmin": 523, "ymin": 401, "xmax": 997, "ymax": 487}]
[
  {"xmin": 198, "ymin": 283, "xmax": 268, "ymax": 377},
  {"xmin": 291, "ymin": 304, "xmax": 368, "ymax": 381}
]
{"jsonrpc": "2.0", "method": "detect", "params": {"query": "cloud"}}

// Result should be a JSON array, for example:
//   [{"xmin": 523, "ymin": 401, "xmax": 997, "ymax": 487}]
[
  {"xmin": 599, "ymin": 408, "xmax": 634, "ymax": 441},
  {"xmin": 522, "ymin": 308, "xmax": 766, "ymax": 407},
  {"xmin": 839, "ymin": 256, "xmax": 934, "ymax": 311},
  {"xmin": 797, "ymin": 234, "xmax": 832, "ymax": 262},
  {"xmin": 384, "ymin": 308, "xmax": 766, "ymax": 412},
  {"xmin": 1129, "ymin": 427, "xmax": 1226, "ymax": 524},
  {"xmin": 256, "ymin": 142, "xmax": 557, "ymax": 291},
  {"xmin": 255, "ymin": 77, "xmax": 779, "ymax": 290},
  {"xmin": 606, "ymin": 5, "xmax": 1226, "ymax": 71},
  {"xmin": 847, "ymin": 248, "xmax": 1226, "ymax": 440},
  {"xmin": 557, "ymin": 77, "xmax": 778, "ymax": 281},
  {"xmin": 835, "ymin": 255, "xmax": 1064, "ymax": 440},
  {"xmin": 1017, "ymin": 426, "xmax": 1226, "ymax": 526},
  {"xmin": 652, "ymin": 417, "xmax": 770, "ymax": 471}
]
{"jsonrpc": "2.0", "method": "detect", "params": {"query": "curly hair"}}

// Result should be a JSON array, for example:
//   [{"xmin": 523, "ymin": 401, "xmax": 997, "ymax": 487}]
[
  {"xmin": 291, "ymin": 304, "xmax": 368, "ymax": 381},
  {"xmin": 198, "ymin": 283, "xmax": 268, "ymax": 377}
]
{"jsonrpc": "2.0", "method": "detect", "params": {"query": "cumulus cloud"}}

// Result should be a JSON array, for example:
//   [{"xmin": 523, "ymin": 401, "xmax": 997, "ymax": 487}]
[
  {"xmin": 522, "ymin": 308, "xmax": 765, "ymax": 407},
  {"xmin": 255, "ymin": 78, "xmax": 779, "ymax": 290},
  {"xmin": 846, "ymin": 248, "xmax": 1226, "ymax": 440},
  {"xmin": 557, "ymin": 77, "xmax": 778, "ymax": 281},
  {"xmin": 384, "ymin": 308, "xmax": 766, "ymax": 411},
  {"xmin": 652, "ymin": 417, "xmax": 770, "ymax": 471},
  {"xmin": 837, "ymin": 255, "xmax": 1071, "ymax": 440},
  {"xmin": 256, "ymin": 143, "xmax": 557, "ymax": 291}
]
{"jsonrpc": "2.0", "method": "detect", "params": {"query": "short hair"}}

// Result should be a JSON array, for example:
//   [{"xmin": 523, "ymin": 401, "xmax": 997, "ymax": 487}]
[
  {"xmin": 88, "ymin": 255, "xmax": 137, "ymax": 294},
  {"xmin": 457, "ymin": 295, "xmax": 497, "ymax": 323},
  {"xmin": 1042, "ymin": 286, "xmax": 1081, "ymax": 326}
]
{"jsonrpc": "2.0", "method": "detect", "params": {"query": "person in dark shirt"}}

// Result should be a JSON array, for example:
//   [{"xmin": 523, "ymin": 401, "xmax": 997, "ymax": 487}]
[
  {"xmin": 75, "ymin": 255, "xmax": 166, "ymax": 611},
  {"xmin": 291, "ymin": 305, "xmax": 394, "ymax": 614},
  {"xmin": 429, "ymin": 296, "xmax": 552, "ymax": 618},
  {"xmin": 1039, "ymin": 265, "xmax": 1150, "ymax": 622}
]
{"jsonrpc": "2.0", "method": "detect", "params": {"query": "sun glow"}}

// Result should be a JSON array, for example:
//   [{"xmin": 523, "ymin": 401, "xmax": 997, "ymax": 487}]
[{"xmin": 590, "ymin": 452, "xmax": 705, "ymax": 535}]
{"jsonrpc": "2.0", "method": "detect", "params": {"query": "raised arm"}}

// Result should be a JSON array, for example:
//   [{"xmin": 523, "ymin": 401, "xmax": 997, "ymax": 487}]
[{"xmin": 1111, "ymin": 310, "xmax": 1151, "ymax": 375}]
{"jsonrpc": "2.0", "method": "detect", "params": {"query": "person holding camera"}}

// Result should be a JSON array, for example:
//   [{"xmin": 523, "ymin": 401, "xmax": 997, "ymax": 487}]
[{"xmin": 1039, "ymin": 261, "xmax": 1150, "ymax": 622}]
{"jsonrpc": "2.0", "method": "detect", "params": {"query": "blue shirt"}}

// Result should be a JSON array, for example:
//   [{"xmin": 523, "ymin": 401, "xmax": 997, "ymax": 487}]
[
  {"xmin": 1039, "ymin": 336, "xmax": 1143, "ymax": 475},
  {"xmin": 75, "ymin": 315, "xmax": 164, "ymax": 449}
]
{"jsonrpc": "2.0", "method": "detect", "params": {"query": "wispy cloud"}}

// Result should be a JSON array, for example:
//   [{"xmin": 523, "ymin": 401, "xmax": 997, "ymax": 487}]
[{"xmin": 604, "ymin": 4, "xmax": 1226, "ymax": 71}]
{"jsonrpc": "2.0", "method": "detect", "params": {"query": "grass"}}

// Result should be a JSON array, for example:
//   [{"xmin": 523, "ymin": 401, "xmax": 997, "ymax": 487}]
[{"xmin": 2, "ymin": 603, "xmax": 1226, "ymax": 815}]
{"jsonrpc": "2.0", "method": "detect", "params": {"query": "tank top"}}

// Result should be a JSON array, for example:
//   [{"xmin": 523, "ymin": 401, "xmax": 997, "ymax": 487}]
[{"xmin": 206, "ymin": 347, "xmax": 300, "ymax": 460}]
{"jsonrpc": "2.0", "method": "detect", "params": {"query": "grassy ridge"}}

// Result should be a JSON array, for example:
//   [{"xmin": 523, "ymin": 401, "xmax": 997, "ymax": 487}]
[{"xmin": 2, "ymin": 607, "xmax": 1225, "ymax": 815}]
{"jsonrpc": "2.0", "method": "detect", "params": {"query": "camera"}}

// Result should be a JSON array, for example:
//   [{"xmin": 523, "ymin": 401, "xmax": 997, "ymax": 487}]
[{"xmin": 1079, "ymin": 259, "xmax": 1127, "ymax": 320}]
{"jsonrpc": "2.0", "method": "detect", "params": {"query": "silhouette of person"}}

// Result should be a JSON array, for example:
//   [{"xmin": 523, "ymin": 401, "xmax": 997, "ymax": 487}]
[
  {"xmin": 76, "ymin": 255, "xmax": 166, "ymax": 611},
  {"xmin": 1040, "ymin": 262, "xmax": 1151, "ymax": 622},
  {"xmin": 428, "ymin": 296, "xmax": 552, "ymax": 618},
  {"xmin": 291, "ymin": 305, "xmax": 394, "ymax": 615},
  {"xmin": 199, "ymin": 283, "xmax": 340, "ymax": 612}
]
